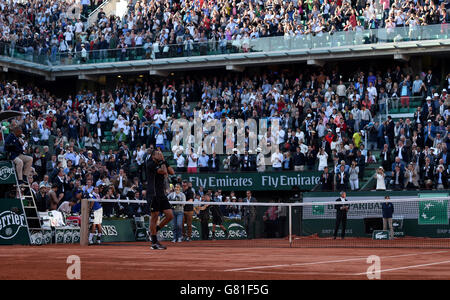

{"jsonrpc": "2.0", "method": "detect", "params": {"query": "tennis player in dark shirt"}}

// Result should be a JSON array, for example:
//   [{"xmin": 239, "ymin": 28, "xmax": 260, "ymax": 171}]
[
  {"xmin": 211, "ymin": 201, "xmax": 229, "ymax": 240},
  {"xmin": 146, "ymin": 150, "xmax": 175, "ymax": 250}
]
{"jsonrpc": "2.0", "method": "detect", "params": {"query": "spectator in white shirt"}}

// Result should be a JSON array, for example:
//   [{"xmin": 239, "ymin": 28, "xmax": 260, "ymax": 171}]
[
  {"xmin": 271, "ymin": 149, "xmax": 283, "ymax": 171},
  {"xmin": 317, "ymin": 147, "xmax": 329, "ymax": 171},
  {"xmin": 88, "ymin": 107, "xmax": 98, "ymax": 129},
  {"xmin": 154, "ymin": 110, "xmax": 166, "ymax": 127},
  {"xmin": 40, "ymin": 124, "xmax": 51, "ymax": 145},
  {"xmin": 367, "ymin": 82, "xmax": 378, "ymax": 103},
  {"xmin": 174, "ymin": 149, "xmax": 186, "ymax": 173},
  {"xmin": 187, "ymin": 149, "xmax": 198, "ymax": 173},
  {"xmin": 155, "ymin": 130, "xmax": 165, "ymax": 150}
]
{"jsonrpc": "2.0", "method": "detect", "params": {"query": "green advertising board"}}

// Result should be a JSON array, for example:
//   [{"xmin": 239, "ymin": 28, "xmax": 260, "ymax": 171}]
[
  {"xmin": 372, "ymin": 230, "xmax": 390, "ymax": 240},
  {"xmin": 0, "ymin": 161, "xmax": 16, "ymax": 185},
  {"xmin": 302, "ymin": 193, "xmax": 450, "ymax": 238},
  {"xmin": 155, "ymin": 217, "xmax": 248, "ymax": 241},
  {"xmin": 418, "ymin": 193, "xmax": 449, "ymax": 225},
  {"xmin": 77, "ymin": 217, "xmax": 248, "ymax": 243},
  {"xmin": 180, "ymin": 171, "xmax": 321, "ymax": 191},
  {"xmin": 100, "ymin": 219, "xmax": 136, "ymax": 242},
  {"xmin": 312, "ymin": 205, "xmax": 325, "ymax": 215},
  {"xmin": 0, "ymin": 198, "xmax": 30, "ymax": 245}
]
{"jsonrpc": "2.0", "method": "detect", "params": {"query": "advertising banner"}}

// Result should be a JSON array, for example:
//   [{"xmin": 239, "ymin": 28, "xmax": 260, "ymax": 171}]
[
  {"xmin": 157, "ymin": 218, "xmax": 248, "ymax": 241},
  {"xmin": 100, "ymin": 219, "xmax": 137, "ymax": 243},
  {"xmin": 302, "ymin": 195, "xmax": 450, "ymax": 220},
  {"xmin": 180, "ymin": 171, "xmax": 321, "ymax": 191},
  {"xmin": 302, "ymin": 194, "xmax": 450, "ymax": 238},
  {"xmin": 418, "ymin": 193, "xmax": 449, "ymax": 225},
  {"xmin": 0, "ymin": 198, "xmax": 30, "ymax": 245},
  {"xmin": 0, "ymin": 161, "xmax": 17, "ymax": 185}
]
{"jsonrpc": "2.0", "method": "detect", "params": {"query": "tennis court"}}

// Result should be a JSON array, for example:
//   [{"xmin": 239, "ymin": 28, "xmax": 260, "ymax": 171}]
[{"xmin": 1, "ymin": 240, "xmax": 450, "ymax": 280}]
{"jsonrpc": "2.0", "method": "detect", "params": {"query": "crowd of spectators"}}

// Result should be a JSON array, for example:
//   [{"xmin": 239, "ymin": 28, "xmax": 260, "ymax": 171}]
[
  {"xmin": 0, "ymin": 64, "xmax": 449, "ymax": 219},
  {"xmin": 1, "ymin": 0, "xmax": 449, "ymax": 63}
]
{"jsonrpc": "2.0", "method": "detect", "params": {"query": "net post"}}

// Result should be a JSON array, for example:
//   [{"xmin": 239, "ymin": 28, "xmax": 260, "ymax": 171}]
[
  {"xmin": 289, "ymin": 205, "xmax": 292, "ymax": 247},
  {"xmin": 80, "ymin": 198, "xmax": 89, "ymax": 246}
]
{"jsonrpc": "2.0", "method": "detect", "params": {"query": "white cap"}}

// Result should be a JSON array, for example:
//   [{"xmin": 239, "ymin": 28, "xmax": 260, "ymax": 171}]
[
  {"xmin": 434, "ymin": 93, "xmax": 439, "ymax": 97},
  {"xmin": 307, "ymin": 113, "xmax": 312, "ymax": 117},
  {"xmin": 426, "ymin": 96, "xmax": 432, "ymax": 100}
]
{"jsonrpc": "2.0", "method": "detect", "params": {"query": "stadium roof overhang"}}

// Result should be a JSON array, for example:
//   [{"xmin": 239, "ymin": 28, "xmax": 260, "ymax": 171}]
[{"xmin": 1, "ymin": 39, "xmax": 450, "ymax": 80}]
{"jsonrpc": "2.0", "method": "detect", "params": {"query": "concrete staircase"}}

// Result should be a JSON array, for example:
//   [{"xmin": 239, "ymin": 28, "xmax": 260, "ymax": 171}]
[
  {"xmin": 386, "ymin": 96, "xmax": 424, "ymax": 122},
  {"xmin": 66, "ymin": 0, "xmax": 81, "ymax": 20},
  {"xmin": 87, "ymin": 0, "xmax": 129, "ymax": 26}
]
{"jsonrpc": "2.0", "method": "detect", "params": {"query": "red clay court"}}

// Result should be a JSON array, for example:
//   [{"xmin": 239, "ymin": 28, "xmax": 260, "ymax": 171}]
[{"xmin": 1, "ymin": 239, "xmax": 450, "ymax": 280}]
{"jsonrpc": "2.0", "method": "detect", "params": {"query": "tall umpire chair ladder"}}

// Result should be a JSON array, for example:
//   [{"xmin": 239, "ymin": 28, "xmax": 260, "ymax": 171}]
[
  {"xmin": 13, "ymin": 168, "xmax": 44, "ymax": 245},
  {"xmin": 0, "ymin": 111, "xmax": 44, "ymax": 244}
]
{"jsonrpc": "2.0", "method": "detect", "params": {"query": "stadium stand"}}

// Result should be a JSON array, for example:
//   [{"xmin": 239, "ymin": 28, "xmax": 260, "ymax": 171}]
[
  {"xmin": 0, "ymin": 0, "xmax": 449, "ymax": 246},
  {"xmin": 0, "ymin": 0, "xmax": 449, "ymax": 65},
  {"xmin": 0, "ymin": 64, "xmax": 449, "ymax": 210}
]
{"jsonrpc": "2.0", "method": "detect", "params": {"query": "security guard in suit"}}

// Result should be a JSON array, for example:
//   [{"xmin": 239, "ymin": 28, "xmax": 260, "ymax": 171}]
[{"xmin": 333, "ymin": 191, "xmax": 350, "ymax": 240}]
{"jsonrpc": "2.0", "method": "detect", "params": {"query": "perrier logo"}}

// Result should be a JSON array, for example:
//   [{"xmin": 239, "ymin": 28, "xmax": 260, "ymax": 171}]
[
  {"xmin": 0, "ymin": 210, "xmax": 27, "ymax": 239},
  {"xmin": 0, "ymin": 166, "xmax": 14, "ymax": 181}
]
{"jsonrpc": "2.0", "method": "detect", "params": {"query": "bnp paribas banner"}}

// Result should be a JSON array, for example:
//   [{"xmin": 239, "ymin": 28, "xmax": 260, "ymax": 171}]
[
  {"xmin": 303, "ymin": 195, "xmax": 450, "ymax": 221},
  {"xmin": 0, "ymin": 198, "xmax": 30, "ymax": 245},
  {"xmin": 302, "ymin": 193, "xmax": 450, "ymax": 238},
  {"xmin": 180, "ymin": 171, "xmax": 321, "ymax": 191},
  {"xmin": 304, "ymin": 196, "xmax": 418, "ymax": 220}
]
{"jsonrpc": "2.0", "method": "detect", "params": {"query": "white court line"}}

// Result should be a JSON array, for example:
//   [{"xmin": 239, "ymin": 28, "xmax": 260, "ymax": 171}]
[
  {"xmin": 235, "ymin": 270, "xmax": 353, "ymax": 276},
  {"xmin": 352, "ymin": 259, "xmax": 450, "ymax": 276},
  {"xmin": 224, "ymin": 250, "xmax": 449, "ymax": 272}
]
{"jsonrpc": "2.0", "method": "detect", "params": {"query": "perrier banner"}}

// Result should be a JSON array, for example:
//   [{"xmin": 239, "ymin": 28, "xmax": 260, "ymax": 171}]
[
  {"xmin": 0, "ymin": 198, "xmax": 30, "ymax": 245},
  {"xmin": 0, "ymin": 161, "xmax": 16, "ymax": 185},
  {"xmin": 180, "ymin": 171, "xmax": 321, "ymax": 191},
  {"xmin": 418, "ymin": 194, "xmax": 449, "ymax": 225}
]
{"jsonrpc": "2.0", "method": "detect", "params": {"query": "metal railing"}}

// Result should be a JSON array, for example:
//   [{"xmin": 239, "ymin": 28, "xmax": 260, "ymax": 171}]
[
  {"xmin": 381, "ymin": 95, "xmax": 426, "ymax": 120},
  {"xmin": 0, "ymin": 24, "xmax": 448, "ymax": 67}
]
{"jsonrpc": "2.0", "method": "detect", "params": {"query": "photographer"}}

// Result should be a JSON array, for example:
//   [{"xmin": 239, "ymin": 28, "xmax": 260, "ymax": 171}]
[{"xmin": 168, "ymin": 184, "xmax": 186, "ymax": 243}]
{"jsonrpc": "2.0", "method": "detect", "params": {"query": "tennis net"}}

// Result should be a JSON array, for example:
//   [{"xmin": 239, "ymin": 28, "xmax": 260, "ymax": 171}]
[
  {"xmin": 82, "ymin": 195, "xmax": 450, "ymax": 248},
  {"xmin": 295, "ymin": 194, "xmax": 450, "ymax": 248}
]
